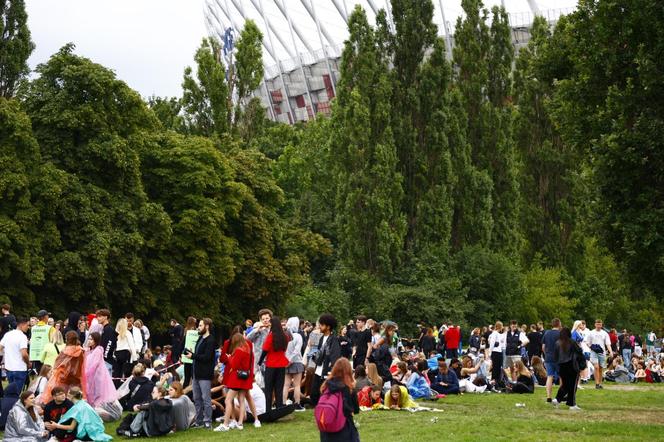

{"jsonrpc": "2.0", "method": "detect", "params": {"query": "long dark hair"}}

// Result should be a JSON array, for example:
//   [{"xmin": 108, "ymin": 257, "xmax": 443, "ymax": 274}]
[
  {"xmin": 559, "ymin": 327, "xmax": 572, "ymax": 352},
  {"xmin": 270, "ymin": 316, "xmax": 287, "ymax": 351}
]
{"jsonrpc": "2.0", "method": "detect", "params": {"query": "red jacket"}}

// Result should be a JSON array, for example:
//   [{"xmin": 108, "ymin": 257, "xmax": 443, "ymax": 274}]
[
  {"xmin": 444, "ymin": 326, "xmax": 461, "ymax": 349},
  {"xmin": 220, "ymin": 342, "xmax": 254, "ymax": 390},
  {"xmin": 358, "ymin": 386, "xmax": 381, "ymax": 407}
]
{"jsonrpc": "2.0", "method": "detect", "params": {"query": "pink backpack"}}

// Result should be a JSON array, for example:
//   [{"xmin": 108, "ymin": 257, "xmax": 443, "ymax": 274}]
[{"xmin": 314, "ymin": 388, "xmax": 347, "ymax": 433}]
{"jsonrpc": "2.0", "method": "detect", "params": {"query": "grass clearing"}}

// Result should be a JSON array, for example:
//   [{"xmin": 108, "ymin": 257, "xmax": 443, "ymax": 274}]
[{"xmin": 103, "ymin": 384, "xmax": 664, "ymax": 441}]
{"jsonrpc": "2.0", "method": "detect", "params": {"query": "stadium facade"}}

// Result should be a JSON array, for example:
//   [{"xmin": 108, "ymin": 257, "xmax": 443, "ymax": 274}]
[{"xmin": 204, "ymin": 0, "xmax": 575, "ymax": 124}]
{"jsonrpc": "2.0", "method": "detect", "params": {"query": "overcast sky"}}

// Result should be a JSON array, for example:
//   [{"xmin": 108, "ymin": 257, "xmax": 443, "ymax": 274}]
[{"xmin": 25, "ymin": 0, "xmax": 577, "ymax": 99}]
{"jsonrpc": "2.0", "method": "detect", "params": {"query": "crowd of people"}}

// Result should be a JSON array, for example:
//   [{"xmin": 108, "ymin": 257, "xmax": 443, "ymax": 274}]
[{"xmin": 0, "ymin": 302, "xmax": 661, "ymax": 441}]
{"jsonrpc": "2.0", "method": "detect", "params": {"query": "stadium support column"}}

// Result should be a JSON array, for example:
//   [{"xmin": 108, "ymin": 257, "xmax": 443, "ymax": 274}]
[
  {"xmin": 306, "ymin": 0, "xmax": 336, "ymax": 99},
  {"xmin": 438, "ymin": 0, "xmax": 453, "ymax": 60},
  {"xmin": 280, "ymin": 0, "xmax": 316, "ymax": 121},
  {"xmin": 258, "ymin": 0, "xmax": 294, "ymax": 123},
  {"xmin": 331, "ymin": 0, "xmax": 348, "ymax": 24}
]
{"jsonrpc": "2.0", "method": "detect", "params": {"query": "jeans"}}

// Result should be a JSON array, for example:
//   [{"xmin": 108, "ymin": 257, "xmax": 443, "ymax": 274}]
[
  {"xmin": 192, "ymin": 378, "xmax": 212, "ymax": 425},
  {"xmin": 7, "ymin": 370, "xmax": 27, "ymax": 389},
  {"xmin": 105, "ymin": 361, "xmax": 113, "ymax": 376},
  {"xmin": 622, "ymin": 349, "xmax": 632, "ymax": 365}
]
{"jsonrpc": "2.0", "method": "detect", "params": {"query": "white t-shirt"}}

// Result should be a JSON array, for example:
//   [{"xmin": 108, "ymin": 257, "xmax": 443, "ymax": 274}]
[
  {"xmin": 578, "ymin": 328, "xmax": 591, "ymax": 353},
  {"xmin": 0, "ymin": 329, "xmax": 28, "ymax": 371},
  {"xmin": 315, "ymin": 335, "xmax": 329, "ymax": 377},
  {"xmin": 241, "ymin": 384, "xmax": 266, "ymax": 416},
  {"xmin": 585, "ymin": 329, "xmax": 611, "ymax": 352}
]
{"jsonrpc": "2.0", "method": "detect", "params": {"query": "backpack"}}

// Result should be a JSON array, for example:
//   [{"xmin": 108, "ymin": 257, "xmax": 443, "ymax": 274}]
[{"xmin": 314, "ymin": 388, "xmax": 347, "ymax": 433}]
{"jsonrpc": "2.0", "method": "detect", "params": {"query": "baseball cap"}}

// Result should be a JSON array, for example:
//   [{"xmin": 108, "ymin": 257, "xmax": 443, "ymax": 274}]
[{"xmin": 36, "ymin": 309, "xmax": 51, "ymax": 318}]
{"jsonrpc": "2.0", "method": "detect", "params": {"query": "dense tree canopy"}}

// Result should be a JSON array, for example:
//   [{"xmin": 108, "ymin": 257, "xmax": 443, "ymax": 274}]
[{"xmin": 1, "ymin": 0, "xmax": 663, "ymax": 332}]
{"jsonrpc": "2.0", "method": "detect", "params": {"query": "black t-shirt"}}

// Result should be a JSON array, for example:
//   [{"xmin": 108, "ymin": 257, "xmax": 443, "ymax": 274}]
[
  {"xmin": 43, "ymin": 399, "xmax": 74, "ymax": 423},
  {"xmin": 353, "ymin": 329, "xmax": 372, "ymax": 360}
]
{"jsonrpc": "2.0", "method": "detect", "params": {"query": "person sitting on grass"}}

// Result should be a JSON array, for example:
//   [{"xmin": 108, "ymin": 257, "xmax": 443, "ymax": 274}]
[
  {"xmin": 384, "ymin": 385, "xmax": 417, "ymax": 410},
  {"xmin": 530, "ymin": 356, "xmax": 548, "ymax": 386},
  {"xmin": 357, "ymin": 385, "xmax": 383, "ymax": 408},
  {"xmin": 407, "ymin": 360, "xmax": 433, "ymax": 399},
  {"xmin": 168, "ymin": 381, "xmax": 196, "ymax": 431},
  {"xmin": 353, "ymin": 365, "xmax": 372, "ymax": 392},
  {"xmin": 45, "ymin": 386, "xmax": 112, "ymax": 441},
  {"xmin": 505, "ymin": 360, "xmax": 534, "ymax": 394},
  {"xmin": 125, "ymin": 385, "xmax": 174, "ymax": 437},
  {"xmin": 4, "ymin": 390, "xmax": 49, "ymax": 442},
  {"xmin": 429, "ymin": 359, "xmax": 460, "ymax": 395},
  {"xmin": 42, "ymin": 386, "xmax": 74, "ymax": 441}
]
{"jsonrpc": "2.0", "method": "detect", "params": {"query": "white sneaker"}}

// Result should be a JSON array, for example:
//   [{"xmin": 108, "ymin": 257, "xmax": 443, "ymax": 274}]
[
  {"xmin": 213, "ymin": 424, "xmax": 230, "ymax": 432},
  {"xmin": 215, "ymin": 416, "xmax": 224, "ymax": 422},
  {"xmin": 254, "ymin": 419, "xmax": 262, "ymax": 428},
  {"xmin": 236, "ymin": 424, "xmax": 244, "ymax": 430},
  {"xmin": 552, "ymin": 399, "xmax": 559, "ymax": 407},
  {"xmin": 569, "ymin": 405, "xmax": 582, "ymax": 411},
  {"xmin": 228, "ymin": 420, "xmax": 238, "ymax": 429}
]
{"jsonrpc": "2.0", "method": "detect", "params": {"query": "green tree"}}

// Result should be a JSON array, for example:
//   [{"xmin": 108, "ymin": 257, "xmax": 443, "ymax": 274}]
[
  {"xmin": 0, "ymin": 0, "xmax": 34, "ymax": 97},
  {"xmin": 332, "ymin": 6, "xmax": 406, "ymax": 277},
  {"xmin": 388, "ymin": 1, "xmax": 455, "ymax": 258},
  {"xmin": 21, "ymin": 45, "xmax": 169, "ymax": 318},
  {"xmin": 147, "ymin": 95, "xmax": 185, "ymax": 132},
  {"xmin": 513, "ymin": 16, "xmax": 582, "ymax": 268},
  {"xmin": 550, "ymin": 1, "xmax": 664, "ymax": 296},
  {"xmin": 0, "ymin": 98, "xmax": 44, "ymax": 313},
  {"xmin": 181, "ymin": 38, "xmax": 229, "ymax": 137},
  {"xmin": 234, "ymin": 20, "xmax": 263, "ymax": 105}
]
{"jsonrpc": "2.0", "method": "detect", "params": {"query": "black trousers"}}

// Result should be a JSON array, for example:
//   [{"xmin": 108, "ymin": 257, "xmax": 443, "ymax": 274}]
[
  {"xmin": 263, "ymin": 367, "xmax": 286, "ymax": 409},
  {"xmin": 491, "ymin": 352, "xmax": 504, "ymax": 385},
  {"xmin": 113, "ymin": 350, "xmax": 132, "ymax": 380},
  {"xmin": 310, "ymin": 374, "xmax": 324, "ymax": 406},
  {"xmin": 556, "ymin": 361, "xmax": 579, "ymax": 406},
  {"xmin": 184, "ymin": 363, "xmax": 193, "ymax": 388},
  {"xmin": 245, "ymin": 404, "xmax": 294, "ymax": 423}
]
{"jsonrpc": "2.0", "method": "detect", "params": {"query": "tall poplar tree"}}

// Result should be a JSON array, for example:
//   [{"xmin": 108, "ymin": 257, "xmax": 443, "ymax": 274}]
[
  {"xmin": 0, "ymin": 0, "xmax": 34, "ymax": 97},
  {"xmin": 389, "ymin": 0, "xmax": 455, "ymax": 257},
  {"xmin": 332, "ymin": 6, "xmax": 405, "ymax": 277}
]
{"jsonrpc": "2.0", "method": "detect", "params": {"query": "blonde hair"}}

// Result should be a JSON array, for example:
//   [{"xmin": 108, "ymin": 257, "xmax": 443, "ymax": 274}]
[
  {"xmin": 366, "ymin": 363, "xmax": 383, "ymax": 388},
  {"xmin": 50, "ymin": 330, "xmax": 64, "ymax": 345},
  {"xmin": 132, "ymin": 363, "xmax": 146, "ymax": 377},
  {"xmin": 494, "ymin": 321, "xmax": 504, "ymax": 332},
  {"xmin": 572, "ymin": 320, "xmax": 582, "ymax": 332},
  {"xmin": 68, "ymin": 386, "xmax": 83, "ymax": 400},
  {"xmin": 116, "ymin": 318, "xmax": 128, "ymax": 340}
]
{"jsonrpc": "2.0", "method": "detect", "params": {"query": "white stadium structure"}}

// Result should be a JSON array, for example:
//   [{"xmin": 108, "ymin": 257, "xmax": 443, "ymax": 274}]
[{"xmin": 204, "ymin": 0, "xmax": 577, "ymax": 123}]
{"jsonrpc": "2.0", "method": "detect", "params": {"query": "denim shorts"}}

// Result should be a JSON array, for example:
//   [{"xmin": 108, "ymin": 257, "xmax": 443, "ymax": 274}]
[
  {"xmin": 590, "ymin": 351, "xmax": 607, "ymax": 368},
  {"xmin": 544, "ymin": 361, "xmax": 559, "ymax": 378}
]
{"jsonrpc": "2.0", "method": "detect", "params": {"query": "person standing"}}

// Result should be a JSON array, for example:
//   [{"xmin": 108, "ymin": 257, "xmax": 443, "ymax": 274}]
[
  {"xmin": 95, "ymin": 309, "xmax": 116, "ymax": 376},
  {"xmin": 585, "ymin": 319, "xmax": 613, "ymax": 389},
  {"xmin": 619, "ymin": 329, "xmax": 632, "ymax": 366},
  {"xmin": 113, "ymin": 318, "xmax": 137, "ymax": 380},
  {"xmin": 526, "ymin": 324, "xmax": 542, "ymax": 363},
  {"xmin": 552, "ymin": 327, "xmax": 584, "ymax": 410},
  {"xmin": 310, "ymin": 314, "xmax": 341, "ymax": 406},
  {"xmin": 259, "ymin": 316, "xmax": 290, "ymax": 410},
  {"xmin": 646, "ymin": 330, "xmax": 657, "ymax": 356},
  {"xmin": 0, "ymin": 317, "xmax": 30, "ymax": 388},
  {"xmin": 169, "ymin": 319, "xmax": 184, "ymax": 363},
  {"xmin": 444, "ymin": 323, "xmax": 461, "ymax": 360},
  {"xmin": 488, "ymin": 321, "xmax": 506, "ymax": 387},
  {"xmin": 0, "ymin": 304, "xmax": 17, "ymax": 341},
  {"xmin": 125, "ymin": 313, "xmax": 143, "ymax": 360},
  {"xmin": 542, "ymin": 318, "xmax": 561, "ymax": 402},
  {"xmin": 351, "ymin": 316, "xmax": 372, "ymax": 369},
  {"xmin": 181, "ymin": 316, "xmax": 199, "ymax": 388},
  {"xmin": 505, "ymin": 320, "xmax": 529, "ymax": 377},
  {"xmin": 30, "ymin": 310, "xmax": 53, "ymax": 374},
  {"xmin": 247, "ymin": 309, "xmax": 273, "ymax": 374},
  {"xmin": 317, "ymin": 358, "xmax": 360, "ymax": 442},
  {"xmin": 183, "ymin": 318, "xmax": 216, "ymax": 429},
  {"xmin": 284, "ymin": 317, "xmax": 305, "ymax": 411}
]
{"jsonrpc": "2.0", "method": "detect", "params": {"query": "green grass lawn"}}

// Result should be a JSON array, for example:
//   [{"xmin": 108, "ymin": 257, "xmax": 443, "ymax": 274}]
[{"xmin": 105, "ymin": 384, "xmax": 664, "ymax": 441}]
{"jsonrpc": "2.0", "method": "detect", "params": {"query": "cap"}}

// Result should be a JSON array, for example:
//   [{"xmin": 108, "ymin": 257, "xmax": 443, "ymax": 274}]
[{"xmin": 36, "ymin": 309, "xmax": 51, "ymax": 318}]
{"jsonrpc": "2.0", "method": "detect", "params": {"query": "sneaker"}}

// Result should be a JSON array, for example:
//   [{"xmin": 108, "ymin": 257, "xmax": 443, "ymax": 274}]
[
  {"xmin": 215, "ymin": 416, "xmax": 224, "ymax": 422},
  {"xmin": 546, "ymin": 398, "xmax": 552, "ymax": 403},
  {"xmin": 204, "ymin": 423, "xmax": 212, "ymax": 430},
  {"xmin": 236, "ymin": 424, "xmax": 244, "ymax": 431},
  {"xmin": 214, "ymin": 424, "xmax": 230, "ymax": 432},
  {"xmin": 569, "ymin": 405, "xmax": 582, "ymax": 411},
  {"xmin": 577, "ymin": 385, "xmax": 585, "ymax": 390},
  {"xmin": 254, "ymin": 420, "xmax": 262, "ymax": 428},
  {"xmin": 436, "ymin": 394, "xmax": 446, "ymax": 399},
  {"xmin": 228, "ymin": 420, "xmax": 238, "ymax": 429},
  {"xmin": 595, "ymin": 384, "xmax": 603, "ymax": 390},
  {"xmin": 294, "ymin": 403, "xmax": 306, "ymax": 412},
  {"xmin": 552, "ymin": 399, "xmax": 559, "ymax": 407},
  {"xmin": 190, "ymin": 422, "xmax": 203, "ymax": 429}
]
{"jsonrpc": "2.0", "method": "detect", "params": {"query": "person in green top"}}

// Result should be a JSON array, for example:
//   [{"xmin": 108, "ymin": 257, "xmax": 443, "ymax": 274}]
[
  {"xmin": 40, "ymin": 330, "xmax": 66, "ymax": 367},
  {"xmin": 45, "ymin": 386, "xmax": 112, "ymax": 441}
]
